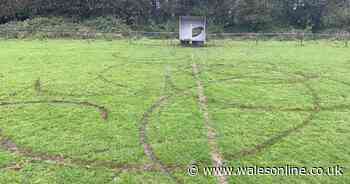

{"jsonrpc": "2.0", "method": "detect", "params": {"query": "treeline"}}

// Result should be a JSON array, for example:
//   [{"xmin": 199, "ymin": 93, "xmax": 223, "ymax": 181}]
[{"xmin": 1, "ymin": 0, "xmax": 350, "ymax": 32}]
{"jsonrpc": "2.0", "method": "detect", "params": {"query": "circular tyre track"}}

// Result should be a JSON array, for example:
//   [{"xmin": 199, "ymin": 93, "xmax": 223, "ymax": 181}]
[
  {"xmin": 0, "ymin": 133, "xmax": 163, "ymax": 173},
  {"xmin": 0, "ymin": 59, "xmax": 194, "ymax": 181},
  {"xmin": 138, "ymin": 88, "xmax": 197, "ymax": 183},
  {"xmin": 2, "ymin": 58, "xmax": 350, "ymax": 183},
  {"xmin": 0, "ymin": 100, "xmax": 164, "ymax": 173},
  {"xmin": 0, "ymin": 100, "xmax": 109, "ymax": 120},
  {"xmin": 199, "ymin": 63, "xmax": 350, "ymax": 161},
  {"xmin": 136, "ymin": 61, "xmax": 350, "ymax": 183},
  {"xmin": 139, "ymin": 96, "xmax": 183, "ymax": 183}
]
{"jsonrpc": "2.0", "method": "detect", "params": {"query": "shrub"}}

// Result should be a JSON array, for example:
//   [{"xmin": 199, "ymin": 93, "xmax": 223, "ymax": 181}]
[{"xmin": 0, "ymin": 16, "xmax": 131, "ymax": 39}]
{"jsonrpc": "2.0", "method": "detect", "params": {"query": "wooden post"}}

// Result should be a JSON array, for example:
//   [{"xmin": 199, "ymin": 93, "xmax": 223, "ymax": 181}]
[
  {"xmin": 344, "ymin": 32, "xmax": 349, "ymax": 47},
  {"xmin": 300, "ymin": 32, "xmax": 304, "ymax": 47},
  {"xmin": 296, "ymin": 32, "xmax": 304, "ymax": 47},
  {"xmin": 5, "ymin": 29, "xmax": 9, "ymax": 39}
]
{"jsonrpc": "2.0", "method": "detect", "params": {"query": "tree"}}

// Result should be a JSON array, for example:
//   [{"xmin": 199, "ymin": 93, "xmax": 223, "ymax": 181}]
[
  {"xmin": 232, "ymin": 0, "xmax": 273, "ymax": 31},
  {"xmin": 1, "ymin": 0, "xmax": 350, "ymax": 32}
]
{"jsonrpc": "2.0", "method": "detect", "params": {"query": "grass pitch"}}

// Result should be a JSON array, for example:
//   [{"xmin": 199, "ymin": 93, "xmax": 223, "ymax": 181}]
[{"xmin": 0, "ymin": 39, "xmax": 349, "ymax": 183}]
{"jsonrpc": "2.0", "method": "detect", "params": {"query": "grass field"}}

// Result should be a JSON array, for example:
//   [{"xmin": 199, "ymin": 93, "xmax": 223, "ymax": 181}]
[{"xmin": 0, "ymin": 39, "xmax": 349, "ymax": 184}]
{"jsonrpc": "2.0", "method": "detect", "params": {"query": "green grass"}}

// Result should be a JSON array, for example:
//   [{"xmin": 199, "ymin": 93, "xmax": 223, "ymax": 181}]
[{"xmin": 0, "ymin": 39, "xmax": 349, "ymax": 183}]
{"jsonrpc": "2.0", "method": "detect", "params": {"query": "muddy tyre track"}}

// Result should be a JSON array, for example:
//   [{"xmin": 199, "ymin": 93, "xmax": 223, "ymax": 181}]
[
  {"xmin": 0, "ymin": 100, "xmax": 109, "ymax": 121},
  {"xmin": 0, "ymin": 133, "xmax": 163, "ymax": 173},
  {"xmin": 192, "ymin": 62, "xmax": 228, "ymax": 184},
  {"xmin": 219, "ymin": 71, "xmax": 322, "ymax": 160},
  {"xmin": 139, "ymin": 96, "xmax": 184, "ymax": 184}
]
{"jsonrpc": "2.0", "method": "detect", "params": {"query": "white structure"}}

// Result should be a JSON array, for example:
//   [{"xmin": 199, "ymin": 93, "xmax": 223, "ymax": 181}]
[{"xmin": 179, "ymin": 16, "xmax": 206, "ymax": 46}]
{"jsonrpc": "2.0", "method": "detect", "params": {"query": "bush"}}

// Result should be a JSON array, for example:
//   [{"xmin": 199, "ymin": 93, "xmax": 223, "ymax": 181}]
[
  {"xmin": 83, "ymin": 16, "xmax": 130, "ymax": 33},
  {"xmin": 0, "ymin": 16, "xmax": 131, "ymax": 39}
]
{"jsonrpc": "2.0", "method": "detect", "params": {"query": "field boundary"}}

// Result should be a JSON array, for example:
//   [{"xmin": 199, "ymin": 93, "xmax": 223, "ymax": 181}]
[{"xmin": 0, "ymin": 28, "xmax": 349, "ymax": 43}]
